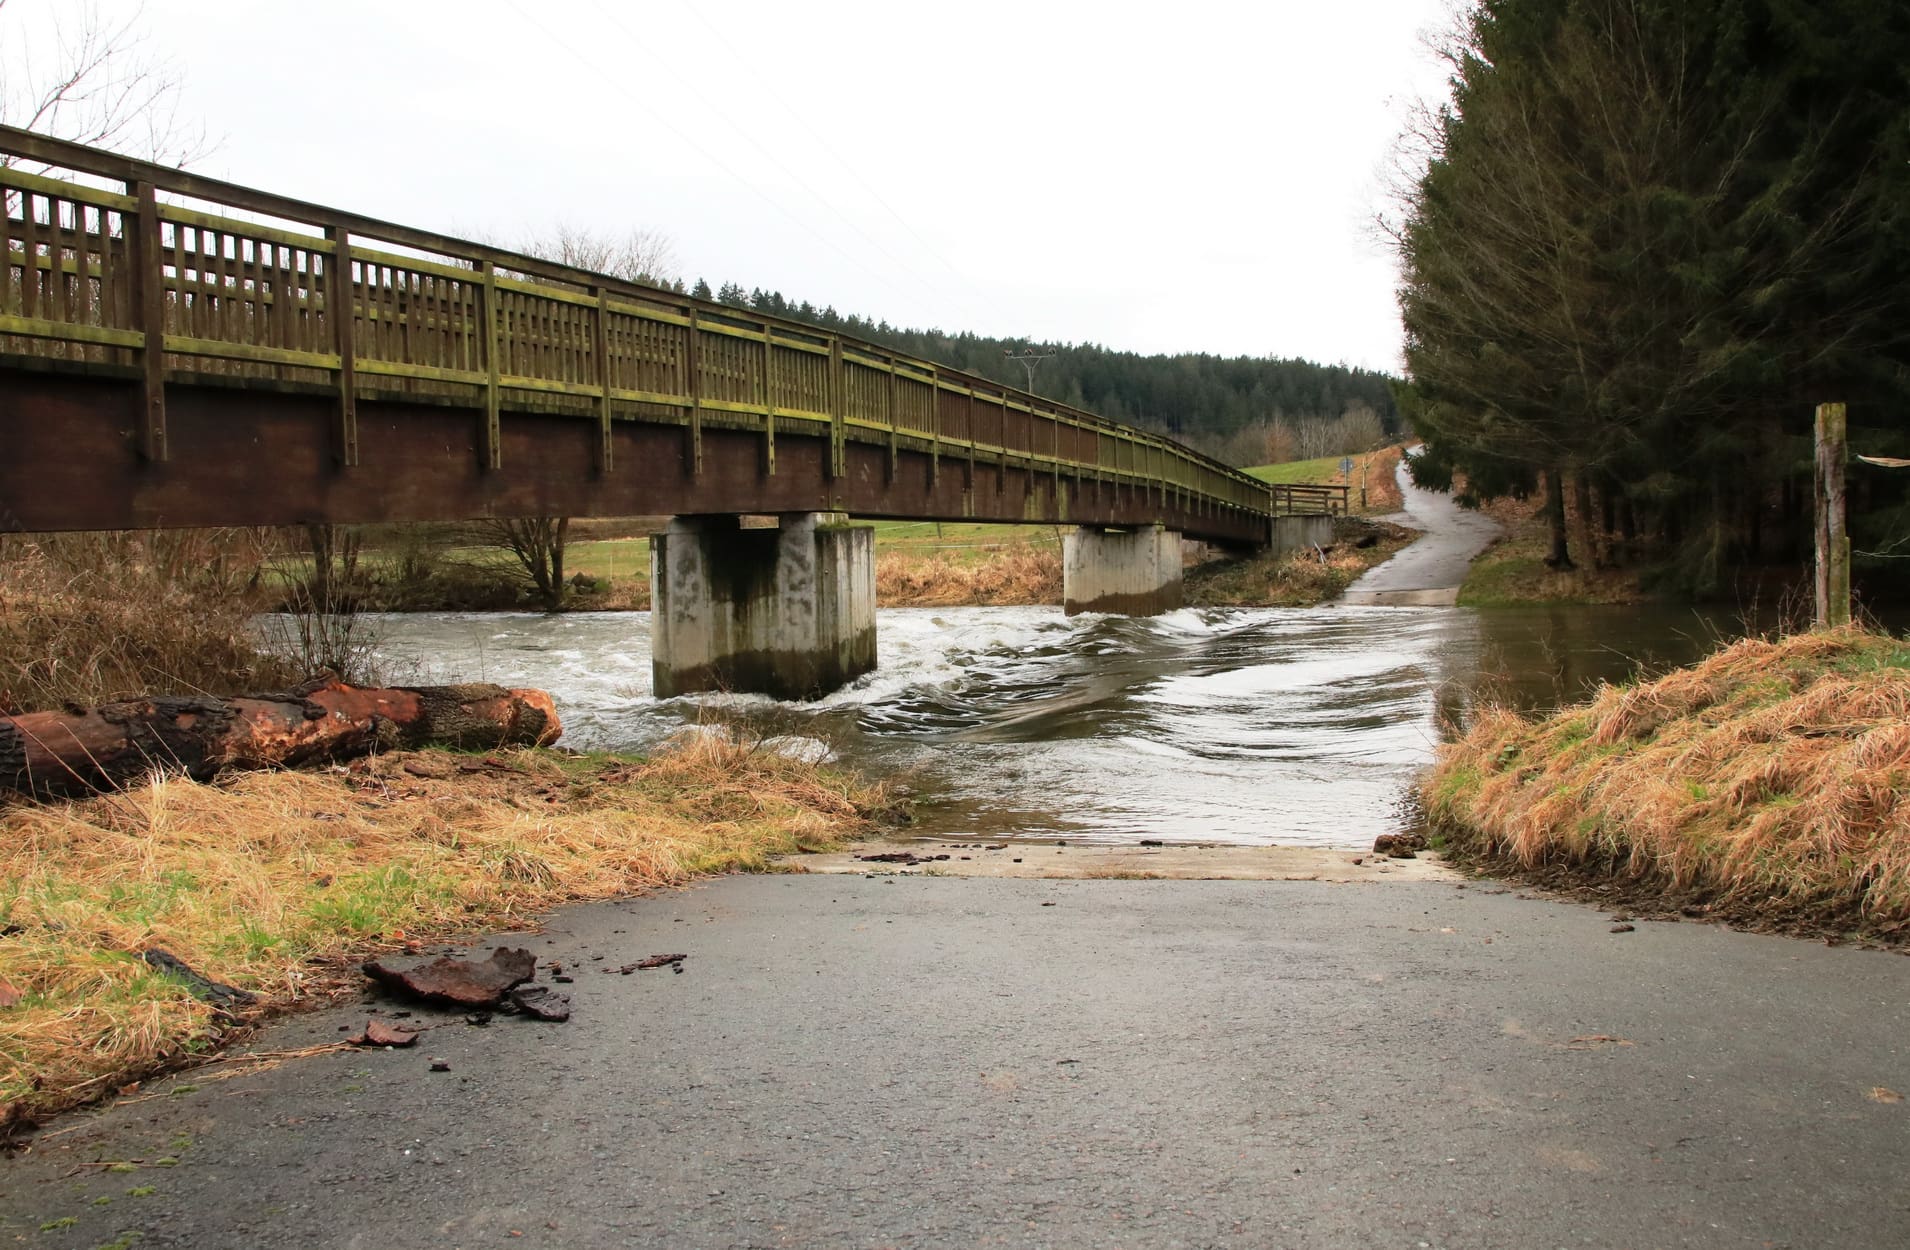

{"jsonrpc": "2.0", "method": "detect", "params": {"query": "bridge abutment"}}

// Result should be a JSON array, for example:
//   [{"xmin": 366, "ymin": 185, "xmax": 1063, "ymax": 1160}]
[
  {"xmin": 651, "ymin": 512, "xmax": 876, "ymax": 701},
  {"xmin": 1270, "ymin": 514, "xmax": 1336, "ymax": 555},
  {"xmin": 1062, "ymin": 525, "xmax": 1184, "ymax": 617}
]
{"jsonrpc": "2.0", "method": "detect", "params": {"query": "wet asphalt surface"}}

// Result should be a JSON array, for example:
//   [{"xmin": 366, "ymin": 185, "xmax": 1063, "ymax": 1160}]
[
  {"xmin": 1345, "ymin": 461, "xmax": 1502, "ymax": 599},
  {"xmin": 4, "ymin": 874, "xmax": 1908, "ymax": 1250}
]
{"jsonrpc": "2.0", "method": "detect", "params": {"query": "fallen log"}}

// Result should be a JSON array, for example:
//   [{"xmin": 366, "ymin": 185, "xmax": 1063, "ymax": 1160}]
[{"xmin": 0, "ymin": 681, "xmax": 561, "ymax": 798}]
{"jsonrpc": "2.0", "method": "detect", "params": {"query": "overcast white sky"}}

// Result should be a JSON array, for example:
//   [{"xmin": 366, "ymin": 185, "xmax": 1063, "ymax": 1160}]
[{"xmin": 11, "ymin": 0, "xmax": 1457, "ymax": 371}]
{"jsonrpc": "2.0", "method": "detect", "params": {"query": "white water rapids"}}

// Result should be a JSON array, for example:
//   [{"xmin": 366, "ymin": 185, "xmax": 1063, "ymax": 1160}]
[{"xmin": 363, "ymin": 603, "xmax": 1743, "ymax": 849}]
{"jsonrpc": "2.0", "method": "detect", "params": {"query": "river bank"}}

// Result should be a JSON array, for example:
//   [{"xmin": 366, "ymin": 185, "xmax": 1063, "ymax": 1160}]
[
  {"xmin": 1423, "ymin": 626, "xmax": 1910, "ymax": 943},
  {"xmin": 0, "ymin": 737, "xmax": 885, "ymax": 1134},
  {"xmin": 270, "ymin": 516, "xmax": 1415, "ymax": 615},
  {"xmin": 1455, "ymin": 490, "xmax": 1651, "ymax": 606},
  {"xmin": 0, "ymin": 504, "xmax": 1765, "ymax": 1134}
]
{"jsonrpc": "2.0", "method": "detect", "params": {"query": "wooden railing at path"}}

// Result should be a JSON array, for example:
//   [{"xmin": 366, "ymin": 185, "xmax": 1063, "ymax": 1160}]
[{"xmin": 0, "ymin": 127, "xmax": 1345, "ymax": 531}]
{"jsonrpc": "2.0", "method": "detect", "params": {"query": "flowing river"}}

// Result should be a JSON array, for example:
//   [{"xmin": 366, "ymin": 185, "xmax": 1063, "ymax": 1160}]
[{"xmin": 364, "ymin": 602, "xmax": 1760, "ymax": 850}]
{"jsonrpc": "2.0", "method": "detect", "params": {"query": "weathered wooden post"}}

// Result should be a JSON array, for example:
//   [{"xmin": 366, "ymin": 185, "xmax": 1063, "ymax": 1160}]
[{"xmin": 1814, "ymin": 402, "xmax": 1850, "ymax": 628}]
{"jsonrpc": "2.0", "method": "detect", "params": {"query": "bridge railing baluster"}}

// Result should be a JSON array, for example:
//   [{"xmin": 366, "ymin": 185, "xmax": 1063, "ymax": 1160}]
[
  {"xmin": 326, "ymin": 227, "xmax": 357, "ymax": 467},
  {"xmin": 592, "ymin": 286, "xmax": 613, "ymax": 474}
]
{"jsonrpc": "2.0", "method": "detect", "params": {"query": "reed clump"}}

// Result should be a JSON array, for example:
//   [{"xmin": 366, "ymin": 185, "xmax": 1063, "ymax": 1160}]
[
  {"xmin": 0, "ymin": 533, "xmax": 299, "ymax": 714},
  {"xmin": 875, "ymin": 545, "xmax": 1063, "ymax": 607},
  {"xmin": 1424, "ymin": 626, "xmax": 1910, "ymax": 932},
  {"xmin": 0, "ymin": 734, "xmax": 884, "ymax": 1130}
]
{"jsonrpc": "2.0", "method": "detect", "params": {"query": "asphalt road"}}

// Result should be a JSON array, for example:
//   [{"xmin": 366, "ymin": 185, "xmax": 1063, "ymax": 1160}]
[
  {"xmin": 1343, "ymin": 460, "xmax": 1502, "ymax": 605},
  {"xmin": 5, "ymin": 875, "xmax": 1908, "ymax": 1250}
]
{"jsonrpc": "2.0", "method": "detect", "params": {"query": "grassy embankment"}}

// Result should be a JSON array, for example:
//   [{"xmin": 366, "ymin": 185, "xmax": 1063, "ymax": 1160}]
[
  {"xmin": 1423, "ymin": 627, "xmax": 1910, "ymax": 939},
  {"xmin": 875, "ymin": 511, "xmax": 1418, "ymax": 609},
  {"xmin": 0, "ymin": 741, "xmax": 884, "ymax": 1132},
  {"xmin": 1243, "ymin": 443, "xmax": 1406, "ymax": 514},
  {"xmin": 0, "ymin": 537, "xmax": 887, "ymax": 1132},
  {"xmin": 1455, "ymin": 490, "xmax": 1648, "ymax": 607}
]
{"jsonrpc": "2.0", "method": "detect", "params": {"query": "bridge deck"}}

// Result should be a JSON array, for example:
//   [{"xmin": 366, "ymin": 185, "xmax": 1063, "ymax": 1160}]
[{"xmin": 0, "ymin": 129, "xmax": 1344, "ymax": 544}]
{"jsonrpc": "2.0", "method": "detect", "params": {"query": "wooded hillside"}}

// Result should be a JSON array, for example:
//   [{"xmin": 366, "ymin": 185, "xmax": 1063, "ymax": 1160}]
[{"xmin": 685, "ymin": 282, "xmax": 1401, "ymax": 467}]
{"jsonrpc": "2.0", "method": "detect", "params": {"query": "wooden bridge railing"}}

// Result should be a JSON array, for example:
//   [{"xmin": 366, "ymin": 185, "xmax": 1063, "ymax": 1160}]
[{"xmin": 0, "ymin": 127, "xmax": 1345, "ymax": 525}]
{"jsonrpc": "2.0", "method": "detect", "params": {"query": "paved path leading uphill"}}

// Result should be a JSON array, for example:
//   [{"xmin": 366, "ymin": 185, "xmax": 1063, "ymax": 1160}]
[
  {"xmin": 1343, "ymin": 459, "xmax": 1502, "ymax": 606},
  {"xmin": 5, "ymin": 874, "xmax": 1908, "ymax": 1249}
]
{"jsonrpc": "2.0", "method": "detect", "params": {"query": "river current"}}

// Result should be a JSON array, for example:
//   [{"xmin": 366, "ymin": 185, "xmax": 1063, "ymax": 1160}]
[{"xmin": 364, "ymin": 602, "xmax": 1754, "ymax": 850}]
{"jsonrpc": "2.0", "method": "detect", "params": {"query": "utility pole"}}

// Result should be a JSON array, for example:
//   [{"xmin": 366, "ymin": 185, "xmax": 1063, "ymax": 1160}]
[{"xmin": 1004, "ymin": 347, "xmax": 1055, "ymax": 393}]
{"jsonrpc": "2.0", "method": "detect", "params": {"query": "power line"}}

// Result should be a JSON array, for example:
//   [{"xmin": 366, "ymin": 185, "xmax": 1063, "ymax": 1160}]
[{"xmin": 1004, "ymin": 347, "xmax": 1056, "ymax": 391}]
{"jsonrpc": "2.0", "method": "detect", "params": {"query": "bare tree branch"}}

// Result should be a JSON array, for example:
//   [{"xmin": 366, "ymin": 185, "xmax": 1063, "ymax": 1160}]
[{"xmin": 0, "ymin": 0, "xmax": 208, "ymax": 167}]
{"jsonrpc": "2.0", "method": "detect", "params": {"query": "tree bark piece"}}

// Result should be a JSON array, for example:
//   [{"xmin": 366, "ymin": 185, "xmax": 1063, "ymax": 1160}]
[
  {"xmin": 509, "ymin": 984, "xmax": 571, "ymax": 1022},
  {"xmin": 362, "ymin": 947, "xmax": 538, "ymax": 1009},
  {"xmin": 1, "ymin": 682, "xmax": 561, "ymax": 798},
  {"xmin": 349, "ymin": 1018, "xmax": 422, "ymax": 1047}
]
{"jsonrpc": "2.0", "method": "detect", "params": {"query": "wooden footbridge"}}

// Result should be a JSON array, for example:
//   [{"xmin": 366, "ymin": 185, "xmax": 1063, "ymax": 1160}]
[
  {"xmin": 0, "ymin": 128, "xmax": 1344, "ymax": 545},
  {"xmin": 0, "ymin": 128, "xmax": 1351, "ymax": 697}
]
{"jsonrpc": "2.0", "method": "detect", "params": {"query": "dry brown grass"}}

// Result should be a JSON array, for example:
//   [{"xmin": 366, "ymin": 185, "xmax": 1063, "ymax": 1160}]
[
  {"xmin": 0, "ymin": 533, "xmax": 299, "ymax": 715},
  {"xmin": 0, "ymin": 735, "xmax": 884, "ymax": 1130},
  {"xmin": 1424, "ymin": 627, "xmax": 1910, "ymax": 929},
  {"xmin": 875, "ymin": 545, "xmax": 1063, "ymax": 607},
  {"xmin": 1186, "ymin": 519, "xmax": 1417, "ymax": 607},
  {"xmin": 876, "ymin": 518, "xmax": 1414, "ymax": 611},
  {"xmin": 1358, "ymin": 445, "xmax": 1407, "ymax": 513}
]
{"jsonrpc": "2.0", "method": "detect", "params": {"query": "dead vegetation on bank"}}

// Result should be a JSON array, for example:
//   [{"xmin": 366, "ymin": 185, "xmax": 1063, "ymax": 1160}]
[
  {"xmin": 0, "ymin": 533, "xmax": 300, "ymax": 715},
  {"xmin": 1424, "ymin": 627, "xmax": 1910, "ymax": 939},
  {"xmin": 876, "ymin": 518, "xmax": 1417, "ymax": 610},
  {"xmin": 876, "ymin": 545, "xmax": 1063, "ymax": 607},
  {"xmin": 0, "ymin": 737, "xmax": 885, "ymax": 1132},
  {"xmin": 1185, "ymin": 519, "xmax": 1418, "ymax": 607}
]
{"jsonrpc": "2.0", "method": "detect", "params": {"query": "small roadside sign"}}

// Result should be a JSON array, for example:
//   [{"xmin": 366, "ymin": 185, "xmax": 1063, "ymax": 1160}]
[{"xmin": 1339, "ymin": 456, "xmax": 1354, "ymax": 477}]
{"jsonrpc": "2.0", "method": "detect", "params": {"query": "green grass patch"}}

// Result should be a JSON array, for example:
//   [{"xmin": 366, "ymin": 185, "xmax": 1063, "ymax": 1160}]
[{"xmin": 1244, "ymin": 453, "xmax": 1352, "ymax": 485}]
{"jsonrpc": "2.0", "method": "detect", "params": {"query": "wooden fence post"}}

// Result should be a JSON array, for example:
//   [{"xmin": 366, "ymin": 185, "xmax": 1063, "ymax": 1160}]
[
  {"xmin": 128, "ymin": 181, "xmax": 167, "ymax": 462},
  {"xmin": 1814, "ymin": 401, "xmax": 1850, "ymax": 628},
  {"xmin": 592, "ymin": 286, "xmax": 612, "ymax": 475},
  {"xmin": 325, "ymin": 226, "xmax": 358, "ymax": 467},
  {"xmin": 479, "ymin": 261, "xmax": 502, "ymax": 472}
]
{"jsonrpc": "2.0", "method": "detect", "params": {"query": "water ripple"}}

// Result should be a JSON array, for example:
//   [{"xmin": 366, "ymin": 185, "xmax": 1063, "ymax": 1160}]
[{"xmin": 362, "ymin": 602, "xmax": 1743, "ymax": 848}]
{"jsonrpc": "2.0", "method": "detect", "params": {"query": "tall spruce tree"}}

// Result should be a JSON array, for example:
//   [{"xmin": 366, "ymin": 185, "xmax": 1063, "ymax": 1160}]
[{"xmin": 1395, "ymin": 0, "xmax": 1910, "ymax": 588}]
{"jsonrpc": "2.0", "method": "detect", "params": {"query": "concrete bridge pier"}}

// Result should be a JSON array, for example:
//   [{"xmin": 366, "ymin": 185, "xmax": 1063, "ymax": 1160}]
[
  {"xmin": 1062, "ymin": 525, "xmax": 1185, "ymax": 617},
  {"xmin": 651, "ymin": 512, "xmax": 876, "ymax": 701}
]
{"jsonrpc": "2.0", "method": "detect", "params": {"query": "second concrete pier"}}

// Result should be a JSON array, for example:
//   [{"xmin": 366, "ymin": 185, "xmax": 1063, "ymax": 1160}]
[{"xmin": 1062, "ymin": 525, "xmax": 1184, "ymax": 616}]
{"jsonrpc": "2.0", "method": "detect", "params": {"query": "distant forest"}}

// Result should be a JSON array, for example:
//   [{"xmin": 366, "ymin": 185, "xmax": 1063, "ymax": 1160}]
[{"xmin": 687, "ymin": 280, "xmax": 1401, "ymax": 467}]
